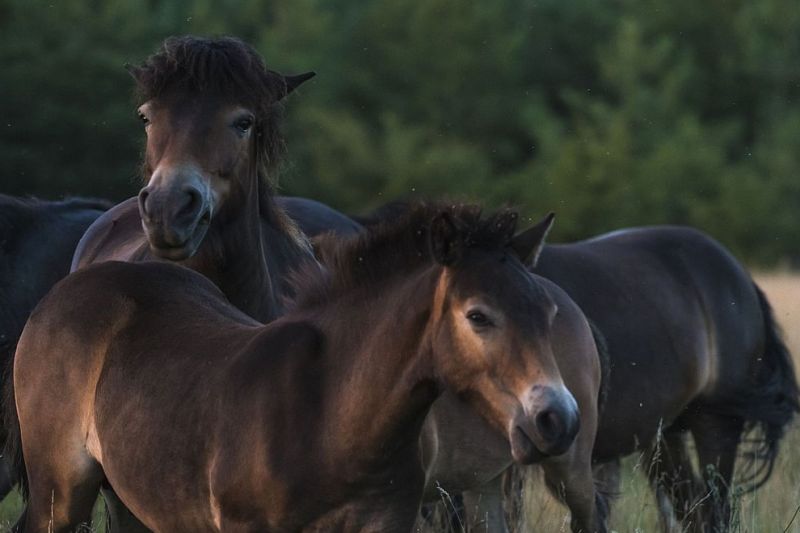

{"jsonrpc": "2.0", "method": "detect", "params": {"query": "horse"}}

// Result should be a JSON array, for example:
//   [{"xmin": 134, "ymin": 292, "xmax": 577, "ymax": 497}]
[
  {"xmin": 534, "ymin": 227, "xmax": 799, "ymax": 531},
  {"xmin": 277, "ymin": 196, "xmax": 363, "ymax": 239},
  {"xmin": 48, "ymin": 34, "xmax": 322, "ymax": 532},
  {"xmin": 10, "ymin": 203, "xmax": 584, "ymax": 532},
  {"xmin": 0, "ymin": 194, "xmax": 110, "ymax": 498},
  {"xmin": 355, "ymin": 203, "xmax": 798, "ymax": 532},
  {"xmin": 70, "ymin": 35, "xmax": 318, "ymax": 323}
]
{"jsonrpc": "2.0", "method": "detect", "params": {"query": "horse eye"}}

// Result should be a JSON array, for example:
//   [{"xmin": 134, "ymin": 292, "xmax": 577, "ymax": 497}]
[
  {"xmin": 234, "ymin": 116, "xmax": 254, "ymax": 133},
  {"xmin": 137, "ymin": 112, "xmax": 150, "ymax": 126},
  {"xmin": 466, "ymin": 310, "xmax": 493, "ymax": 328}
]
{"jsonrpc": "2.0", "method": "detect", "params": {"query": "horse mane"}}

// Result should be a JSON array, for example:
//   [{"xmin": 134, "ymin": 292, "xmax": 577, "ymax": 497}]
[
  {"xmin": 290, "ymin": 202, "xmax": 519, "ymax": 309},
  {"xmin": 128, "ymin": 35, "xmax": 288, "ymax": 188}
]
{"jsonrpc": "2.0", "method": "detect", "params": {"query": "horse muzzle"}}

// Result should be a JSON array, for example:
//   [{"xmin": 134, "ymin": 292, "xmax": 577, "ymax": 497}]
[
  {"xmin": 138, "ymin": 179, "xmax": 212, "ymax": 260},
  {"xmin": 509, "ymin": 384, "xmax": 580, "ymax": 464}
]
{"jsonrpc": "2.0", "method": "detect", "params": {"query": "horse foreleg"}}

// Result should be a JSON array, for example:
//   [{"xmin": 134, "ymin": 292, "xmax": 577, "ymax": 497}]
[
  {"xmin": 462, "ymin": 474, "xmax": 509, "ymax": 533},
  {"xmin": 542, "ymin": 450, "xmax": 608, "ymax": 533}
]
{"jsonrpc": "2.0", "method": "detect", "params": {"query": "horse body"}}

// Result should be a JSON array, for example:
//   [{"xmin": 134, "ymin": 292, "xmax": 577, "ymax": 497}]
[
  {"xmin": 277, "ymin": 196, "xmax": 363, "ymax": 239},
  {"xmin": 0, "ymin": 195, "xmax": 110, "ymax": 495},
  {"xmin": 0, "ymin": 195, "xmax": 109, "ymax": 358},
  {"xmin": 12, "ymin": 205, "xmax": 580, "ymax": 532},
  {"xmin": 535, "ymin": 226, "xmax": 799, "ymax": 528}
]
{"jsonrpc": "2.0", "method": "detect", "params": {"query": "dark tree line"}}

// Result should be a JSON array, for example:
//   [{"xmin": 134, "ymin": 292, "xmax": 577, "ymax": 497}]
[{"xmin": 1, "ymin": 0, "xmax": 798, "ymax": 265}]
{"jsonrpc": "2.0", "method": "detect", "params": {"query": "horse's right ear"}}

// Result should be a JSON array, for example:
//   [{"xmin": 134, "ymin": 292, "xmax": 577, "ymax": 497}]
[
  {"xmin": 511, "ymin": 212, "xmax": 555, "ymax": 268},
  {"xmin": 430, "ymin": 213, "xmax": 463, "ymax": 266},
  {"xmin": 125, "ymin": 63, "xmax": 143, "ymax": 83},
  {"xmin": 279, "ymin": 71, "xmax": 316, "ymax": 99}
]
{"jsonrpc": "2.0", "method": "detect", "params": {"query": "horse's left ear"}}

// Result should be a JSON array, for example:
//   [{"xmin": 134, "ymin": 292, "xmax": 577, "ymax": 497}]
[
  {"xmin": 511, "ymin": 213, "xmax": 555, "ymax": 268},
  {"xmin": 430, "ymin": 212, "xmax": 463, "ymax": 266},
  {"xmin": 279, "ymin": 71, "xmax": 316, "ymax": 99}
]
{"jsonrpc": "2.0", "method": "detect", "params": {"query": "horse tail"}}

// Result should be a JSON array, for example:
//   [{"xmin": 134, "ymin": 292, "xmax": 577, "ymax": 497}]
[
  {"xmin": 2, "ymin": 352, "xmax": 28, "ymax": 499},
  {"xmin": 737, "ymin": 284, "xmax": 800, "ymax": 490}
]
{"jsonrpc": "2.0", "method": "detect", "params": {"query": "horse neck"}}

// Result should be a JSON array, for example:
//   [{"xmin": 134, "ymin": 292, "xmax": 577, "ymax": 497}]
[
  {"xmin": 193, "ymin": 174, "xmax": 283, "ymax": 322},
  {"xmin": 310, "ymin": 268, "xmax": 443, "ymax": 470}
]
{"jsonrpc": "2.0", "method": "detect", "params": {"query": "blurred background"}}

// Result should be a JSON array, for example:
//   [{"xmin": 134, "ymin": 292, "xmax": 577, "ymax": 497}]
[
  {"xmin": 2, "ymin": 2, "xmax": 800, "ymax": 530},
  {"xmin": 1, "ymin": 0, "xmax": 799, "ymax": 267}
]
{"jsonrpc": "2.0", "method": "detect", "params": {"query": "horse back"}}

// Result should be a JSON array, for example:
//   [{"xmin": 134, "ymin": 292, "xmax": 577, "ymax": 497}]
[
  {"xmin": 71, "ymin": 197, "xmax": 151, "ymax": 271},
  {"xmin": 537, "ymin": 226, "xmax": 764, "ymax": 458}
]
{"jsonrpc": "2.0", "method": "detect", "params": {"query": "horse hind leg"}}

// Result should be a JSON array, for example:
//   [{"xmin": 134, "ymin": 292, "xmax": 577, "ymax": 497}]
[
  {"xmin": 644, "ymin": 428, "xmax": 701, "ymax": 532},
  {"xmin": 687, "ymin": 413, "xmax": 744, "ymax": 533}
]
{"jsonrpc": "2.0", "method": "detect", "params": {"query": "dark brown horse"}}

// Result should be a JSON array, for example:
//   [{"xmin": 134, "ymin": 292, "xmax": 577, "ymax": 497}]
[
  {"xmin": 12, "ymin": 204, "xmax": 580, "ymax": 532},
  {"xmin": 55, "ymin": 34, "xmax": 322, "ymax": 532},
  {"xmin": 71, "ymin": 35, "xmax": 317, "ymax": 322},
  {"xmin": 534, "ymin": 227, "xmax": 799, "ymax": 531},
  {"xmin": 0, "ymin": 195, "xmax": 110, "ymax": 498}
]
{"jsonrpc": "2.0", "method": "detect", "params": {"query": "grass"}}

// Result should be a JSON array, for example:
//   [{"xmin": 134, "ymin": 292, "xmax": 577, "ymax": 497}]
[{"xmin": 2, "ymin": 273, "xmax": 799, "ymax": 532}]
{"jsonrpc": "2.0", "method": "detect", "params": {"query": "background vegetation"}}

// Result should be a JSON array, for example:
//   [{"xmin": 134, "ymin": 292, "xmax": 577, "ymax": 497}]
[
  {"xmin": 1, "ymin": 0, "xmax": 799, "ymax": 265},
  {"xmin": 1, "ymin": 2, "xmax": 799, "ymax": 530}
]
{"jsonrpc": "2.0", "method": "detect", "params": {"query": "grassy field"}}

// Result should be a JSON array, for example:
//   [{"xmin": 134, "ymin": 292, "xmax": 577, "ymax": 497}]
[{"xmin": 1, "ymin": 274, "xmax": 798, "ymax": 532}]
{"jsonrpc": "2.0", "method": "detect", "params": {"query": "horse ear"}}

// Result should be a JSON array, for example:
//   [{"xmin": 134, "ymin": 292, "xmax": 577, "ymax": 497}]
[
  {"xmin": 430, "ymin": 212, "xmax": 463, "ymax": 266},
  {"xmin": 125, "ymin": 63, "xmax": 143, "ymax": 83},
  {"xmin": 279, "ymin": 71, "xmax": 316, "ymax": 99},
  {"xmin": 511, "ymin": 212, "xmax": 554, "ymax": 268}
]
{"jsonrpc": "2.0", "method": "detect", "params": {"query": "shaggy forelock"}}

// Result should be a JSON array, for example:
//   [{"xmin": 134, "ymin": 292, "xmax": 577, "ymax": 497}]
[{"xmin": 128, "ymin": 35, "xmax": 288, "ymax": 173}]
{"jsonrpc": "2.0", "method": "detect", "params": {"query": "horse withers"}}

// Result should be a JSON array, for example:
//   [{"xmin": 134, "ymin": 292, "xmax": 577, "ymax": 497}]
[{"xmin": 11, "ymin": 204, "xmax": 582, "ymax": 532}]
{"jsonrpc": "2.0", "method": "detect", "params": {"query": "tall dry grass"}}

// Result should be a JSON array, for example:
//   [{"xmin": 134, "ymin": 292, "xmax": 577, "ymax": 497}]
[
  {"xmin": 1, "ymin": 274, "xmax": 798, "ymax": 532},
  {"xmin": 415, "ymin": 273, "xmax": 800, "ymax": 533}
]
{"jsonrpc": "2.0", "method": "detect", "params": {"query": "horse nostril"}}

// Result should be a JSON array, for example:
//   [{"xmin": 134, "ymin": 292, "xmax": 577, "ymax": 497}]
[
  {"xmin": 535, "ymin": 409, "xmax": 563, "ymax": 442},
  {"xmin": 138, "ymin": 189, "xmax": 151, "ymax": 220},
  {"xmin": 176, "ymin": 187, "xmax": 203, "ymax": 221}
]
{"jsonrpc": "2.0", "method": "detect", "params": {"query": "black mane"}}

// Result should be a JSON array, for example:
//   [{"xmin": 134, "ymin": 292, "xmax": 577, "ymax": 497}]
[
  {"xmin": 290, "ymin": 202, "xmax": 520, "ymax": 308},
  {"xmin": 128, "ymin": 35, "xmax": 288, "ymax": 178}
]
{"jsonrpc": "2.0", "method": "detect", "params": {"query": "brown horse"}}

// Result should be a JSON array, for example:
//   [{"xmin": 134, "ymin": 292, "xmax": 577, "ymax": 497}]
[
  {"xmin": 12, "ymin": 204, "xmax": 580, "ymax": 532},
  {"xmin": 71, "ymin": 35, "xmax": 317, "ymax": 322},
  {"xmin": 356, "ymin": 203, "xmax": 799, "ymax": 532}
]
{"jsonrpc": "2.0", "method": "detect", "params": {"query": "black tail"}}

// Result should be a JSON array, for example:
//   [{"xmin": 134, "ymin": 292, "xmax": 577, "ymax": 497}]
[
  {"xmin": 735, "ymin": 284, "xmax": 800, "ymax": 490},
  {"xmin": 2, "ymin": 350, "xmax": 28, "ymax": 499}
]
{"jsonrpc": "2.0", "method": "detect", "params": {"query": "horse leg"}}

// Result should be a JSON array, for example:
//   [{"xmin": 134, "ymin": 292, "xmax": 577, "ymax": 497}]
[
  {"xmin": 0, "ymin": 457, "xmax": 15, "ymax": 500},
  {"xmin": 644, "ymin": 429, "xmax": 699, "ymax": 532},
  {"xmin": 462, "ymin": 474, "xmax": 509, "ymax": 533},
  {"xmin": 102, "ymin": 486, "xmax": 152, "ymax": 533},
  {"xmin": 687, "ymin": 413, "xmax": 743, "ymax": 533},
  {"xmin": 20, "ymin": 448, "xmax": 104, "ymax": 533},
  {"xmin": 542, "ymin": 454, "xmax": 608, "ymax": 533}
]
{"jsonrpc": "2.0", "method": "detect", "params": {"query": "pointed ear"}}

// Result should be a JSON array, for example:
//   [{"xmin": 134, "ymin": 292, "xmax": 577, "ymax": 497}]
[
  {"xmin": 279, "ymin": 71, "xmax": 316, "ymax": 99},
  {"xmin": 125, "ymin": 63, "xmax": 143, "ymax": 83},
  {"xmin": 511, "ymin": 213, "xmax": 554, "ymax": 268},
  {"xmin": 429, "ymin": 212, "xmax": 463, "ymax": 266}
]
